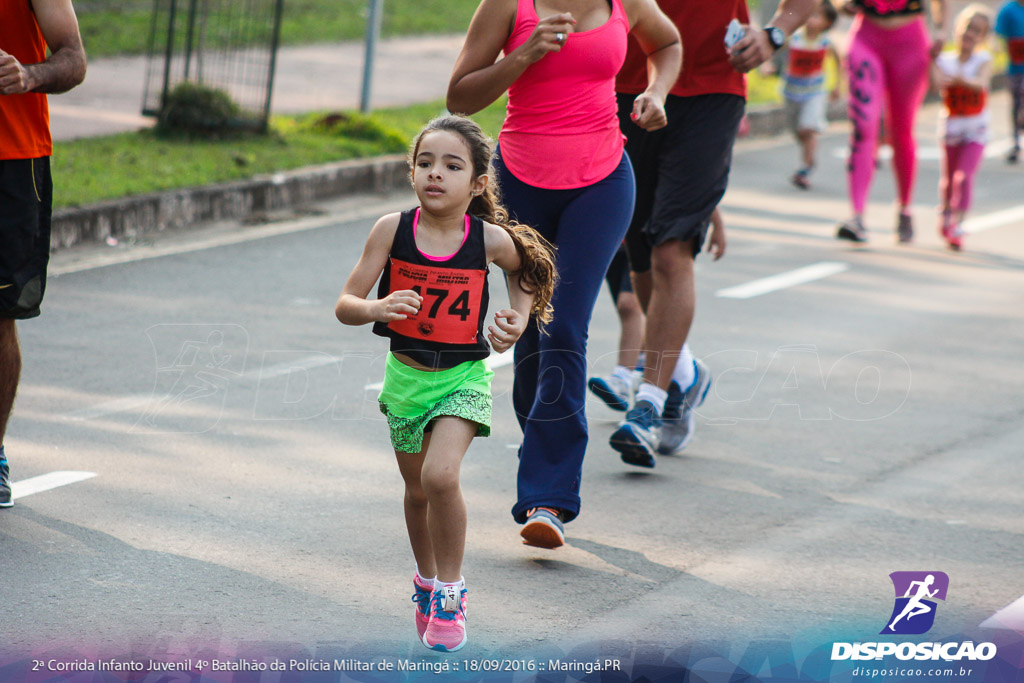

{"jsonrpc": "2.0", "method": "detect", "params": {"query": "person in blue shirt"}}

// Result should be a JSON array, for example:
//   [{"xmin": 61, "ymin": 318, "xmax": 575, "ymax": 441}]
[{"xmin": 996, "ymin": 0, "xmax": 1024, "ymax": 161}]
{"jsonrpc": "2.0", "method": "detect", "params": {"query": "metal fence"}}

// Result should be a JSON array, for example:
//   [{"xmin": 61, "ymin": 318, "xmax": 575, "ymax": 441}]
[{"xmin": 142, "ymin": 0, "xmax": 285, "ymax": 130}]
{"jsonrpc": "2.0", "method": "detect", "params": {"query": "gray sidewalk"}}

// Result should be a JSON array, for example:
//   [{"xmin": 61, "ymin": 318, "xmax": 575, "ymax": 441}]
[{"xmin": 51, "ymin": 35, "xmax": 465, "ymax": 141}]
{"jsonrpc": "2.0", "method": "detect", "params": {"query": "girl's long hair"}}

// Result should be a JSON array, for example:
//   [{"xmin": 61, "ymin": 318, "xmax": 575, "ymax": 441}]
[
  {"xmin": 954, "ymin": 4, "xmax": 992, "ymax": 50},
  {"xmin": 409, "ymin": 115, "xmax": 557, "ymax": 328}
]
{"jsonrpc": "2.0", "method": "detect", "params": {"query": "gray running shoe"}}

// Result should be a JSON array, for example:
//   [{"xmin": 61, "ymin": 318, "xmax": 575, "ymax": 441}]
[
  {"xmin": 836, "ymin": 217, "xmax": 868, "ymax": 242},
  {"xmin": 658, "ymin": 359, "xmax": 712, "ymax": 455},
  {"xmin": 0, "ymin": 453, "xmax": 11, "ymax": 508},
  {"xmin": 897, "ymin": 212, "xmax": 914, "ymax": 243}
]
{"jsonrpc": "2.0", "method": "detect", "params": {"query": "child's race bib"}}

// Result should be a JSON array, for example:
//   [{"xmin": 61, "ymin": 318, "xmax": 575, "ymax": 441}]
[
  {"xmin": 943, "ymin": 85, "xmax": 986, "ymax": 117},
  {"xmin": 788, "ymin": 48, "xmax": 826, "ymax": 78},
  {"xmin": 386, "ymin": 258, "xmax": 486, "ymax": 344}
]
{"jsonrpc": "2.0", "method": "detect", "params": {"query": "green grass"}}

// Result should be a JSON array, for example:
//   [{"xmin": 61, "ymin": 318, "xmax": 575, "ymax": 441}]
[
  {"xmin": 54, "ymin": 74, "xmax": 797, "ymax": 210},
  {"xmin": 78, "ymin": 0, "xmax": 481, "ymax": 58},
  {"xmin": 52, "ymin": 97, "xmax": 509, "ymax": 209}
]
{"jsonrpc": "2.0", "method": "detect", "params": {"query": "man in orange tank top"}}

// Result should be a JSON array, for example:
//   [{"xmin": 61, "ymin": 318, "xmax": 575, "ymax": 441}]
[{"xmin": 0, "ymin": 0, "xmax": 87, "ymax": 508}]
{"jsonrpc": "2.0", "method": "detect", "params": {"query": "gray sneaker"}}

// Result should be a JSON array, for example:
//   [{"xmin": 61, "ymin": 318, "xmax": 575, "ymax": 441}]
[
  {"xmin": 897, "ymin": 212, "xmax": 914, "ymax": 243},
  {"xmin": 0, "ymin": 450, "xmax": 12, "ymax": 508},
  {"xmin": 837, "ymin": 217, "xmax": 868, "ymax": 242},
  {"xmin": 658, "ymin": 359, "xmax": 712, "ymax": 455}
]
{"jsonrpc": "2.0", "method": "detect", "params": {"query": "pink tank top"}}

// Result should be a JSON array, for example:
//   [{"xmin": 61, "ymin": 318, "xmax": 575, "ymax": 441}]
[{"xmin": 499, "ymin": 0, "xmax": 629, "ymax": 189}]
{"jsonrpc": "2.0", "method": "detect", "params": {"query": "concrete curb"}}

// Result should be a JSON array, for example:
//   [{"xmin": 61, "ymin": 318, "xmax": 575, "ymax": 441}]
[{"xmin": 51, "ymin": 154, "xmax": 410, "ymax": 250}]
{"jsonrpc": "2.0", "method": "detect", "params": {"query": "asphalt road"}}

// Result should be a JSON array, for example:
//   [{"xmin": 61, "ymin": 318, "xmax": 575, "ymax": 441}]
[{"xmin": 3, "ymin": 96, "xmax": 1024, "ymax": 678}]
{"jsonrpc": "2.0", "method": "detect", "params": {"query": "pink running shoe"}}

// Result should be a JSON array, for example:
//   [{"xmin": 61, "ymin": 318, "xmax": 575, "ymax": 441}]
[
  {"xmin": 946, "ymin": 225, "xmax": 964, "ymax": 251},
  {"xmin": 411, "ymin": 575, "xmax": 434, "ymax": 639},
  {"xmin": 939, "ymin": 210, "xmax": 954, "ymax": 240},
  {"xmin": 940, "ymin": 211, "xmax": 963, "ymax": 250},
  {"xmin": 422, "ymin": 584, "xmax": 468, "ymax": 652}
]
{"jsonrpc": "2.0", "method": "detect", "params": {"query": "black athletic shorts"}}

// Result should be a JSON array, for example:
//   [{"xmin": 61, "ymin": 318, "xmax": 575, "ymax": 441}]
[
  {"xmin": 0, "ymin": 157, "xmax": 53, "ymax": 319},
  {"xmin": 604, "ymin": 245, "xmax": 633, "ymax": 304},
  {"xmin": 616, "ymin": 92, "xmax": 745, "ymax": 273}
]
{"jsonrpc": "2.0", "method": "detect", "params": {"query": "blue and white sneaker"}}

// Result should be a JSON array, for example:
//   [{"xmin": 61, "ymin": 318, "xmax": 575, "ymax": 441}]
[
  {"xmin": 0, "ymin": 447, "xmax": 12, "ymax": 508},
  {"xmin": 658, "ymin": 359, "xmax": 712, "ymax": 455},
  {"xmin": 587, "ymin": 374, "xmax": 631, "ymax": 412},
  {"xmin": 609, "ymin": 400, "xmax": 660, "ymax": 468}
]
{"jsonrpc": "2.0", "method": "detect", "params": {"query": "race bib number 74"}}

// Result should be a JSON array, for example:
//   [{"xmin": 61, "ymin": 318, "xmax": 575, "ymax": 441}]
[{"xmin": 386, "ymin": 258, "xmax": 486, "ymax": 344}]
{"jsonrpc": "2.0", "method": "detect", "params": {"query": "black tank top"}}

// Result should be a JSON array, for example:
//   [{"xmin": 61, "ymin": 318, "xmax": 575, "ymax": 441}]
[
  {"xmin": 372, "ymin": 208, "xmax": 491, "ymax": 369},
  {"xmin": 854, "ymin": 0, "xmax": 922, "ymax": 18}
]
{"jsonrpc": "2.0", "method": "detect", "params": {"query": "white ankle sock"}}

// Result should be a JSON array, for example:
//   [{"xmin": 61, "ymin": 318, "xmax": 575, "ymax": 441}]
[
  {"xmin": 415, "ymin": 569, "xmax": 435, "ymax": 588},
  {"xmin": 672, "ymin": 344, "xmax": 696, "ymax": 390},
  {"xmin": 611, "ymin": 365, "xmax": 633, "ymax": 385},
  {"xmin": 636, "ymin": 382, "xmax": 668, "ymax": 416}
]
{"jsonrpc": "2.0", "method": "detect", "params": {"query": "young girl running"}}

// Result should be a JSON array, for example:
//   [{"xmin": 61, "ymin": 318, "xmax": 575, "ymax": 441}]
[
  {"xmin": 934, "ymin": 5, "xmax": 993, "ymax": 250},
  {"xmin": 335, "ymin": 115, "xmax": 555, "ymax": 653}
]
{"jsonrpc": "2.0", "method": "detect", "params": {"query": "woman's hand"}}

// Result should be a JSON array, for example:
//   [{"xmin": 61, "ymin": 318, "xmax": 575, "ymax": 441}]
[
  {"xmin": 516, "ymin": 13, "xmax": 576, "ymax": 65},
  {"xmin": 488, "ymin": 308, "xmax": 527, "ymax": 353},
  {"xmin": 374, "ymin": 289, "xmax": 422, "ymax": 322},
  {"xmin": 630, "ymin": 92, "xmax": 668, "ymax": 131}
]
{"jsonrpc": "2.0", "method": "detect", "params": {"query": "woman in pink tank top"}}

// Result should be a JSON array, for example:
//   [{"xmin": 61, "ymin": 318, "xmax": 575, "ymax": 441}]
[{"xmin": 446, "ymin": 0, "xmax": 681, "ymax": 549}]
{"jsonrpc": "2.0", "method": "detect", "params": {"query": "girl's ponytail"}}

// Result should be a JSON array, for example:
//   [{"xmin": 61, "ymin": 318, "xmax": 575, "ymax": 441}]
[{"xmin": 470, "ymin": 182, "xmax": 556, "ymax": 329}]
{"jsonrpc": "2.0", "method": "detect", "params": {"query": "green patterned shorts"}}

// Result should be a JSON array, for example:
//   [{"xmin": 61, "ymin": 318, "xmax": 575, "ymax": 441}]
[{"xmin": 378, "ymin": 352, "xmax": 494, "ymax": 453}]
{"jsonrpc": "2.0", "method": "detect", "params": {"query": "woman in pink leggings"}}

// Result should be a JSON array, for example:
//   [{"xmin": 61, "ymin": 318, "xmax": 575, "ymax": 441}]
[{"xmin": 837, "ymin": 0, "xmax": 949, "ymax": 243}]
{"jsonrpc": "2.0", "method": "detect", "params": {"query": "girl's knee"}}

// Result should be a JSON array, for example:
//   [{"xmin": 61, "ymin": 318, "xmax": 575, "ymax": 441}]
[
  {"xmin": 421, "ymin": 466, "xmax": 461, "ymax": 500},
  {"xmin": 405, "ymin": 484, "xmax": 429, "ymax": 510}
]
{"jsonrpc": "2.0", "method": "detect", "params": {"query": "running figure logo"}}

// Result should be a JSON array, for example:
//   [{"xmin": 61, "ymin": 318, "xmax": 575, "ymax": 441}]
[{"xmin": 881, "ymin": 571, "xmax": 949, "ymax": 635}]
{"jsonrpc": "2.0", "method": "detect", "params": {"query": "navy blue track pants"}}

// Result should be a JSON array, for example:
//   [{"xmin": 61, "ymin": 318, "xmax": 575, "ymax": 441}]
[{"xmin": 494, "ymin": 150, "xmax": 635, "ymax": 524}]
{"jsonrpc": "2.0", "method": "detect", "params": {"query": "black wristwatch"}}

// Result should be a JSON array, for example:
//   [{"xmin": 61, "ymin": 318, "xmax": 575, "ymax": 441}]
[{"xmin": 764, "ymin": 26, "xmax": 786, "ymax": 51}]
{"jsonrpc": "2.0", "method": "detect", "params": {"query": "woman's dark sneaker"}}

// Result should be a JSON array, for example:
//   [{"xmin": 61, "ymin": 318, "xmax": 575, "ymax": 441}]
[{"xmin": 836, "ymin": 217, "xmax": 868, "ymax": 243}]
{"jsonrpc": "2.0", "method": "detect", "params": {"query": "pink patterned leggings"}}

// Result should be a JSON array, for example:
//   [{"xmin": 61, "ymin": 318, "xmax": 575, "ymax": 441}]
[{"xmin": 846, "ymin": 15, "xmax": 931, "ymax": 215}]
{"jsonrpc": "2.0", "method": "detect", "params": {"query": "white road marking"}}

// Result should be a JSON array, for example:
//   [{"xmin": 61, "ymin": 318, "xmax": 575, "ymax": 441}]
[
  {"xmin": 716, "ymin": 261, "xmax": 849, "ymax": 299},
  {"xmin": 63, "ymin": 394, "xmax": 153, "ymax": 421},
  {"xmin": 981, "ymin": 594, "xmax": 1024, "ymax": 631},
  {"xmin": 11, "ymin": 471, "xmax": 97, "ymax": 500},
  {"xmin": 362, "ymin": 350, "xmax": 515, "ymax": 392},
  {"xmin": 247, "ymin": 354, "xmax": 339, "ymax": 380},
  {"xmin": 961, "ymin": 204, "xmax": 1024, "ymax": 234}
]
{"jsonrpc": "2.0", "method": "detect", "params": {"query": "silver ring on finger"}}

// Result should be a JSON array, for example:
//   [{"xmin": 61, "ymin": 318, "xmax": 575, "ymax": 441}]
[{"xmin": 555, "ymin": 32, "xmax": 565, "ymax": 44}]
